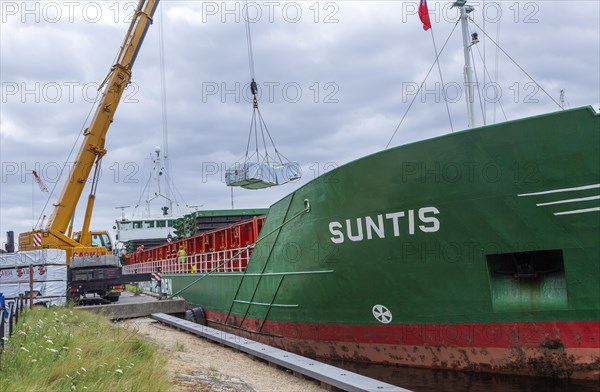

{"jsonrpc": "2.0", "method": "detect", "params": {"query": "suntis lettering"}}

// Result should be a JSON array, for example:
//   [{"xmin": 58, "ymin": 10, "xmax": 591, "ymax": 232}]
[{"xmin": 329, "ymin": 207, "xmax": 440, "ymax": 244}]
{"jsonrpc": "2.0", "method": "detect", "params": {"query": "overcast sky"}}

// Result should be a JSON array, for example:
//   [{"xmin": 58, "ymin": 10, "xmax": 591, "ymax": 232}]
[{"xmin": 1, "ymin": 0, "xmax": 599, "ymax": 249}]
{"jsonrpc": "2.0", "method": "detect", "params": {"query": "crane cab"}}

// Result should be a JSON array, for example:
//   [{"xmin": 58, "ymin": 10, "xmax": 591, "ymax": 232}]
[
  {"xmin": 91, "ymin": 232, "xmax": 113, "ymax": 252},
  {"xmin": 72, "ymin": 231, "xmax": 114, "ymax": 253}
]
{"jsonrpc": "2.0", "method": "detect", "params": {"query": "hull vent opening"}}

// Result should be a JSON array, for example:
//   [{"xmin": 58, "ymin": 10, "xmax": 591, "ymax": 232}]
[{"xmin": 486, "ymin": 250, "xmax": 568, "ymax": 312}]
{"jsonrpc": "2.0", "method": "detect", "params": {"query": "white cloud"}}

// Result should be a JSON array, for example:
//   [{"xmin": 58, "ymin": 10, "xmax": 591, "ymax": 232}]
[{"xmin": 1, "ymin": 0, "xmax": 598, "ymax": 248}]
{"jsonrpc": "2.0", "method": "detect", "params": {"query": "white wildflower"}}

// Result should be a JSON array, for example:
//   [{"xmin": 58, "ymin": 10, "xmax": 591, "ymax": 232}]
[
  {"xmin": 80, "ymin": 367, "xmax": 87, "ymax": 373},
  {"xmin": 75, "ymin": 347, "xmax": 82, "ymax": 352},
  {"xmin": 62, "ymin": 346, "xmax": 69, "ymax": 350},
  {"xmin": 115, "ymin": 368, "xmax": 123, "ymax": 374},
  {"xmin": 31, "ymin": 359, "xmax": 38, "ymax": 363},
  {"xmin": 46, "ymin": 339, "xmax": 54, "ymax": 344},
  {"xmin": 20, "ymin": 347, "xmax": 30, "ymax": 353},
  {"xmin": 47, "ymin": 348, "xmax": 59, "ymax": 353},
  {"xmin": 18, "ymin": 330, "xmax": 27, "ymax": 335}
]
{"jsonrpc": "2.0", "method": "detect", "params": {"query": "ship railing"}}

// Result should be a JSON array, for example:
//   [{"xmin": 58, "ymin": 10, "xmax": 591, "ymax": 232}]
[{"xmin": 122, "ymin": 247, "xmax": 252, "ymax": 275}]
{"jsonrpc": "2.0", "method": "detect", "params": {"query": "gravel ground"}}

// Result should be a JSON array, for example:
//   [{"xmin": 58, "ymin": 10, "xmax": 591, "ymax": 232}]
[{"xmin": 120, "ymin": 318, "xmax": 327, "ymax": 392}]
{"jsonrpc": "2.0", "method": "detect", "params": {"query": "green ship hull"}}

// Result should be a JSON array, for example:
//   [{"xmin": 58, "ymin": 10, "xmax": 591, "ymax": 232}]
[{"xmin": 161, "ymin": 107, "xmax": 600, "ymax": 378}]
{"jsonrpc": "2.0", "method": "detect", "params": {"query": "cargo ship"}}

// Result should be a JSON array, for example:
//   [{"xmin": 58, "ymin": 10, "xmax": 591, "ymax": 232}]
[
  {"xmin": 126, "ymin": 105, "xmax": 600, "ymax": 379},
  {"xmin": 123, "ymin": 1, "xmax": 599, "ymax": 379}
]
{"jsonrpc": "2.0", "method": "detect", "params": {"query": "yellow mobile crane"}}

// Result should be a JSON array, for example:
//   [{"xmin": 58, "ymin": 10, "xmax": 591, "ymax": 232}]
[{"xmin": 19, "ymin": 0, "xmax": 160, "ymax": 263}]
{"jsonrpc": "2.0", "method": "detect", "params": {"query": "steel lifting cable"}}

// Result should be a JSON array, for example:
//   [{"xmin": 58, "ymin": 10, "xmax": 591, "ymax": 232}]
[
  {"xmin": 156, "ymin": 4, "xmax": 189, "ymax": 215},
  {"xmin": 241, "ymin": 0, "xmax": 284, "ymax": 167},
  {"xmin": 244, "ymin": 0, "xmax": 258, "ymax": 115},
  {"xmin": 259, "ymin": 112, "xmax": 270, "ymax": 166},
  {"xmin": 226, "ymin": 0, "xmax": 300, "ymax": 189},
  {"xmin": 158, "ymin": 3, "xmax": 171, "ymax": 199},
  {"xmin": 244, "ymin": 0, "xmax": 256, "ymax": 83},
  {"xmin": 243, "ymin": 109, "xmax": 255, "ymax": 164},
  {"xmin": 259, "ymin": 109, "xmax": 288, "ymax": 163}
]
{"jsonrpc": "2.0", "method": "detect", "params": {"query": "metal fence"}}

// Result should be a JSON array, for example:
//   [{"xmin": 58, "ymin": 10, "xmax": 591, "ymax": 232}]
[
  {"xmin": 122, "ymin": 247, "xmax": 252, "ymax": 275},
  {"xmin": 0, "ymin": 294, "xmax": 25, "ymax": 354}
]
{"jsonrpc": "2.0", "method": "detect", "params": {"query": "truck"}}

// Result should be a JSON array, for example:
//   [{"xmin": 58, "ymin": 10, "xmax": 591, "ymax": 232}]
[
  {"xmin": 68, "ymin": 255, "xmax": 124, "ymax": 303},
  {"xmin": 16, "ymin": 0, "xmax": 160, "ymax": 303}
]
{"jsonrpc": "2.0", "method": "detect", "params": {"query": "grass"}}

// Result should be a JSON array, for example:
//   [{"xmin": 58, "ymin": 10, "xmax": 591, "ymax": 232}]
[
  {"xmin": 126, "ymin": 284, "xmax": 144, "ymax": 296},
  {"xmin": 174, "ymin": 341, "xmax": 186, "ymax": 352},
  {"xmin": 208, "ymin": 366, "xmax": 220, "ymax": 381},
  {"xmin": 0, "ymin": 305, "xmax": 171, "ymax": 392}
]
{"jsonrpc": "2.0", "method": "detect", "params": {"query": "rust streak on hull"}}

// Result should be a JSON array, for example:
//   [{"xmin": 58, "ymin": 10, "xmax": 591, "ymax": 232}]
[{"xmin": 207, "ymin": 320, "xmax": 600, "ymax": 380}]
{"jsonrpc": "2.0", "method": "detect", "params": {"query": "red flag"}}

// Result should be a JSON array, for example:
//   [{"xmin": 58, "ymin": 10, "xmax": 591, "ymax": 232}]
[
  {"xmin": 32, "ymin": 170, "xmax": 48, "ymax": 192},
  {"xmin": 419, "ymin": 0, "xmax": 432, "ymax": 31}
]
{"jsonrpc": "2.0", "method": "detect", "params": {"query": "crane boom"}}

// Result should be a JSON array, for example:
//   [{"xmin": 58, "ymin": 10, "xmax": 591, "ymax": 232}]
[
  {"xmin": 20, "ymin": 0, "xmax": 160, "ymax": 262},
  {"xmin": 48, "ymin": 0, "xmax": 159, "ymax": 233}
]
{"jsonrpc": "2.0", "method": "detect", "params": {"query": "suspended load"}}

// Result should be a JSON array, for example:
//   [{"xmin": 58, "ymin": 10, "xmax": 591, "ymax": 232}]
[
  {"xmin": 227, "ymin": 2, "xmax": 301, "ymax": 190},
  {"xmin": 226, "ymin": 161, "xmax": 301, "ymax": 189},
  {"xmin": 226, "ymin": 81, "xmax": 301, "ymax": 189},
  {"xmin": 226, "ymin": 80, "xmax": 301, "ymax": 190}
]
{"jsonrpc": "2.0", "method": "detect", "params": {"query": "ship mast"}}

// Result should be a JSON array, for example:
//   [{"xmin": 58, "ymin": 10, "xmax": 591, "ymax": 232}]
[
  {"xmin": 145, "ymin": 146, "xmax": 173, "ymax": 217},
  {"xmin": 454, "ymin": 0, "xmax": 478, "ymax": 128}
]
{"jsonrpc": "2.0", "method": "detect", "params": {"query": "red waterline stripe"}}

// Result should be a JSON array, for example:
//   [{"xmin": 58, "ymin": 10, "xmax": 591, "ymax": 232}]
[{"xmin": 206, "ymin": 311, "xmax": 600, "ymax": 349}]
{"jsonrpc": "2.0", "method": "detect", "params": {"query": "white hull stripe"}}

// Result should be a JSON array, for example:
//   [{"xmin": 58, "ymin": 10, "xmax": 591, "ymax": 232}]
[
  {"xmin": 518, "ymin": 183, "xmax": 600, "ymax": 197},
  {"xmin": 536, "ymin": 195, "xmax": 600, "ymax": 206},
  {"xmin": 553, "ymin": 207, "xmax": 600, "ymax": 216}
]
